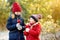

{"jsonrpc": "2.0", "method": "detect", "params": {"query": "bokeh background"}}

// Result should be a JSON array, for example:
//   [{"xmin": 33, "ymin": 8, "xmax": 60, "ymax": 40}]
[{"xmin": 0, "ymin": 0, "xmax": 60, "ymax": 40}]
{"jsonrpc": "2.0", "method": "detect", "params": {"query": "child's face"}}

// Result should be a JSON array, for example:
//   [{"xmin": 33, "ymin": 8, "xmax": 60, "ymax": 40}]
[
  {"xmin": 29, "ymin": 18, "xmax": 35, "ymax": 24},
  {"xmin": 15, "ymin": 12, "xmax": 21, "ymax": 15}
]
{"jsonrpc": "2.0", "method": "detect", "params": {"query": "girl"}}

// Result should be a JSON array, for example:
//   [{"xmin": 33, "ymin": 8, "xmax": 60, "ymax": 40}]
[
  {"xmin": 24, "ymin": 14, "xmax": 42, "ymax": 40},
  {"xmin": 6, "ymin": 2, "xmax": 25, "ymax": 40}
]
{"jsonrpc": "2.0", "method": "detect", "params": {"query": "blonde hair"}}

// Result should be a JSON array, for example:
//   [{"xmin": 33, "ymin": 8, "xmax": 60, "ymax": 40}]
[{"xmin": 11, "ymin": 13, "xmax": 15, "ymax": 19}]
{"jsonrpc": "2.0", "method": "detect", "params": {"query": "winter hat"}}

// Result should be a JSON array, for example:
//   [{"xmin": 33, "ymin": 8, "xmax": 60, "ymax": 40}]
[
  {"xmin": 30, "ymin": 14, "xmax": 42, "ymax": 22},
  {"xmin": 12, "ymin": 2, "xmax": 22, "ymax": 13}
]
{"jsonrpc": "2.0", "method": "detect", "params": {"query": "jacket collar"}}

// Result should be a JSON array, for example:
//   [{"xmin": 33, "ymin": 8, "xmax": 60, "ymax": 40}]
[
  {"xmin": 30, "ymin": 22, "xmax": 39, "ymax": 29},
  {"xmin": 33, "ymin": 22, "xmax": 39, "ymax": 26}
]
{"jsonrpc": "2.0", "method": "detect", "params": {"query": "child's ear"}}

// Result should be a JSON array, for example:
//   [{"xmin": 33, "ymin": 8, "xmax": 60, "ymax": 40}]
[{"xmin": 11, "ymin": 14, "xmax": 15, "ymax": 19}]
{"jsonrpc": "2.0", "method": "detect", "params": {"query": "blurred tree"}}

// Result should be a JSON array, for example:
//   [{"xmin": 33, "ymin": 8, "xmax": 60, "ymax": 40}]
[
  {"xmin": 0, "ymin": 0, "xmax": 10, "ymax": 31},
  {"xmin": 16, "ymin": 0, "xmax": 53, "ymax": 22},
  {"xmin": 51, "ymin": 0, "xmax": 60, "ymax": 23},
  {"xmin": 0, "ymin": 0, "xmax": 60, "ymax": 32},
  {"xmin": 7, "ymin": 0, "xmax": 15, "ymax": 6},
  {"xmin": 52, "ymin": 7, "xmax": 60, "ymax": 23}
]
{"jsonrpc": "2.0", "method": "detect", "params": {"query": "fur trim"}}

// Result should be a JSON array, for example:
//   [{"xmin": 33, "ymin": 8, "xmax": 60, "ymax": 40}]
[{"xmin": 30, "ymin": 22, "xmax": 39, "ymax": 29}]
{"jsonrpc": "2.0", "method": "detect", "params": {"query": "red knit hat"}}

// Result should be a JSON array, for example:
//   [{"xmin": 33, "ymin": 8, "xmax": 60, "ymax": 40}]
[{"xmin": 12, "ymin": 2, "xmax": 22, "ymax": 13}]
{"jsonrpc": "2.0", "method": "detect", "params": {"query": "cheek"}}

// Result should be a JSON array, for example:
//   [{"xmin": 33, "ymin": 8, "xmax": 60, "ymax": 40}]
[
  {"xmin": 17, "ymin": 13, "xmax": 20, "ymax": 15},
  {"xmin": 30, "ymin": 19, "xmax": 34, "ymax": 23},
  {"xmin": 15, "ymin": 12, "xmax": 17, "ymax": 15},
  {"xmin": 18, "ymin": 12, "xmax": 21, "ymax": 15},
  {"xmin": 15, "ymin": 12, "xmax": 21, "ymax": 15},
  {"xmin": 30, "ymin": 20, "xmax": 33, "ymax": 23}
]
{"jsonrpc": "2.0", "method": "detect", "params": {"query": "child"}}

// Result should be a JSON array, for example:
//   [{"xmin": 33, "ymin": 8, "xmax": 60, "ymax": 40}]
[
  {"xmin": 6, "ymin": 2, "xmax": 25, "ymax": 40},
  {"xmin": 24, "ymin": 14, "xmax": 42, "ymax": 40}
]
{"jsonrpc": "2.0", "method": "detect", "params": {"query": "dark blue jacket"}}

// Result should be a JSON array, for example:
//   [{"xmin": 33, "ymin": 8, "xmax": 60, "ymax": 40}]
[{"xmin": 6, "ymin": 17, "xmax": 25, "ymax": 40}]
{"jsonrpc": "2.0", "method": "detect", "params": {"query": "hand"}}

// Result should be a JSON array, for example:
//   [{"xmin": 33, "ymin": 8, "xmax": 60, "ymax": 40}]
[
  {"xmin": 16, "ymin": 23, "xmax": 20, "ymax": 27},
  {"xmin": 16, "ymin": 23, "xmax": 22, "ymax": 30},
  {"xmin": 26, "ymin": 23, "xmax": 31, "ymax": 26},
  {"xmin": 26, "ymin": 28, "xmax": 30, "ymax": 32},
  {"xmin": 26, "ymin": 23, "xmax": 29, "ymax": 25}
]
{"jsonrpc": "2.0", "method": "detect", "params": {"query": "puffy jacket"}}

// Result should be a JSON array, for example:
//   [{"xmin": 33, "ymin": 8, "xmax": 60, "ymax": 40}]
[
  {"xmin": 6, "ymin": 17, "xmax": 25, "ymax": 40},
  {"xmin": 24, "ymin": 22, "xmax": 41, "ymax": 40}
]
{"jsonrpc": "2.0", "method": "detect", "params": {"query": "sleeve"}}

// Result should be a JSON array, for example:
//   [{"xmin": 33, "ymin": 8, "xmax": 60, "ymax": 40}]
[
  {"xmin": 24, "ymin": 24, "xmax": 30, "ymax": 36},
  {"xmin": 20, "ymin": 18, "xmax": 25, "ymax": 31},
  {"xmin": 29, "ymin": 24, "xmax": 41, "ymax": 36},
  {"xmin": 24, "ymin": 31, "xmax": 29, "ymax": 36},
  {"xmin": 6, "ymin": 18, "xmax": 17, "ymax": 31}
]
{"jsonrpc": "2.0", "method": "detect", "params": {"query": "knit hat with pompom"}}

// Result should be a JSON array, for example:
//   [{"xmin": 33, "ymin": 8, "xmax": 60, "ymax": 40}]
[
  {"xmin": 30, "ymin": 14, "xmax": 42, "ymax": 22},
  {"xmin": 12, "ymin": 2, "xmax": 22, "ymax": 13}
]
